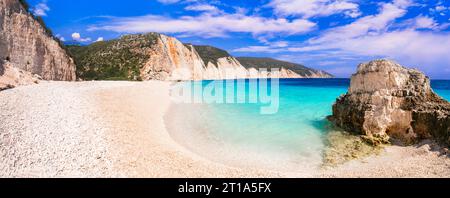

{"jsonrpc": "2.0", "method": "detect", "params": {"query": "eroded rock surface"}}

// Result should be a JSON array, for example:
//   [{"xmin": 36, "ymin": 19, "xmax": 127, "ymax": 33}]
[
  {"xmin": 329, "ymin": 60, "xmax": 450, "ymax": 145},
  {"xmin": 0, "ymin": 61, "xmax": 40, "ymax": 90},
  {"xmin": 0, "ymin": 0, "xmax": 76, "ymax": 90}
]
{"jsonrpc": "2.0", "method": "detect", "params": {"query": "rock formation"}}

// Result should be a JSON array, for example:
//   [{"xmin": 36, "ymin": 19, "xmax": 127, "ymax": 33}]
[
  {"xmin": 329, "ymin": 60, "xmax": 450, "ymax": 145},
  {"xmin": 0, "ymin": 0, "xmax": 76, "ymax": 89},
  {"xmin": 236, "ymin": 57, "xmax": 333, "ymax": 78},
  {"xmin": 141, "ymin": 34, "xmax": 206, "ymax": 80},
  {"xmin": 68, "ymin": 33, "xmax": 332, "ymax": 81},
  {"xmin": 0, "ymin": 60, "xmax": 40, "ymax": 90},
  {"xmin": 141, "ymin": 34, "xmax": 254, "ymax": 80}
]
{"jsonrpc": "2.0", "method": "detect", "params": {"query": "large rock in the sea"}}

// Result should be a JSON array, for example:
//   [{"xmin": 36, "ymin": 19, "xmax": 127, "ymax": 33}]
[
  {"xmin": 0, "ymin": 0, "xmax": 76, "ymax": 89},
  {"xmin": 329, "ymin": 60, "xmax": 450, "ymax": 145}
]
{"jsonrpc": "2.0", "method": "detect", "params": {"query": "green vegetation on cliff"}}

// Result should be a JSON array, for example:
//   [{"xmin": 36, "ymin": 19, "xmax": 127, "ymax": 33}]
[
  {"xmin": 67, "ymin": 33, "xmax": 159, "ymax": 80},
  {"xmin": 190, "ymin": 45, "xmax": 230, "ymax": 65},
  {"xmin": 18, "ymin": 0, "xmax": 66, "ymax": 51},
  {"xmin": 237, "ymin": 57, "xmax": 333, "ymax": 77}
]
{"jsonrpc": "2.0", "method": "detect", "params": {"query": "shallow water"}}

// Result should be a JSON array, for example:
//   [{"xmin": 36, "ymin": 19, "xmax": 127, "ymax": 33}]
[{"xmin": 165, "ymin": 79, "xmax": 450, "ymax": 172}]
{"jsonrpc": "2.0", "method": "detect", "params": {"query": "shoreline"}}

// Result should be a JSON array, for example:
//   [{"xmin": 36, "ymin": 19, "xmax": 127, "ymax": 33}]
[
  {"xmin": 0, "ymin": 81, "xmax": 449, "ymax": 177},
  {"xmin": 92, "ymin": 81, "xmax": 278, "ymax": 177}
]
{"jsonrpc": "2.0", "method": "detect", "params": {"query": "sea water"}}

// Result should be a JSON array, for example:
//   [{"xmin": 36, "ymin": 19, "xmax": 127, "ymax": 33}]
[{"xmin": 165, "ymin": 79, "xmax": 450, "ymax": 172}]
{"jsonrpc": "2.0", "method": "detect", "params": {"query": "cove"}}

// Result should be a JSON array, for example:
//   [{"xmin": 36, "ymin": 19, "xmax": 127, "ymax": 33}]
[{"xmin": 165, "ymin": 79, "xmax": 450, "ymax": 172}]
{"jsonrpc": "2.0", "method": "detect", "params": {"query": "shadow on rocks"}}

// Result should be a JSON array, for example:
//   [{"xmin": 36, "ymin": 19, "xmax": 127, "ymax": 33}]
[
  {"xmin": 413, "ymin": 139, "xmax": 450, "ymax": 158},
  {"xmin": 0, "ymin": 59, "xmax": 4, "ymax": 76}
]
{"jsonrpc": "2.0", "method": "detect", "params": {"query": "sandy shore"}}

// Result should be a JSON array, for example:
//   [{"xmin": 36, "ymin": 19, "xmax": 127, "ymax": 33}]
[
  {"xmin": 0, "ymin": 81, "xmax": 449, "ymax": 177},
  {"xmin": 0, "ymin": 81, "xmax": 276, "ymax": 177}
]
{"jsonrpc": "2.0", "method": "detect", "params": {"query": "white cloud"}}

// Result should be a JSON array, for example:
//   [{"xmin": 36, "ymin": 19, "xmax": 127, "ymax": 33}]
[
  {"xmin": 96, "ymin": 37, "xmax": 104, "ymax": 42},
  {"xmin": 283, "ymin": 0, "xmax": 450, "ymax": 76},
  {"xmin": 233, "ymin": 40, "xmax": 289, "ymax": 53},
  {"xmin": 71, "ymin": 32, "xmax": 81, "ymax": 40},
  {"xmin": 71, "ymin": 32, "xmax": 92, "ymax": 42},
  {"xmin": 235, "ymin": 0, "xmax": 450, "ymax": 77},
  {"xmin": 310, "ymin": 30, "xmax": 450, "ymax": 75},
  {"xmin": 435, "ymin": 6, "xmax": 446, "ymax": 12},
  {"xmin": 307, "ymin": 0, "xmax": 412, "ymax": 45},
  {"xmin": 185, "ymin": 4, "xmax": 220, "ymax": 13},
  {"xmin": 233, "ymin": 46, "xmax": 283, "ymax": 53},
  {"xmin": 268, "ymin": 0, "xmax": 361, "ymax": 18},
  {"xmin": 55, "ymin": 34, "xmax": 65, "ymax": 42},
  {"xmin": 88, "ymin": 13, "xmax": 316, "ymax": 38},
  {"xmin": 157, "ymin": 0, "xmax": 181, "ymax": 4},
  {"xmin": 157, "ymin": 0, "xmax": 200, "ymax": 4},
  {"xmin": 271, "ymin": 41, "xmax": 289, "ymax": 47},
  {"xmin": 414, "ymin": 16, "xmax": 438, "ymax": 29},
  {"xmin": 32, "ymin": 1, "xmax": 50, "ymax": 16}
]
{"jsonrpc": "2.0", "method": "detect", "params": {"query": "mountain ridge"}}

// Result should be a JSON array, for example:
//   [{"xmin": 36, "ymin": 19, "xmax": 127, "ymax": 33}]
[
  {"xmin": 189, "ymin": 45, "xmax": 333, "ymax": 78},
  {"xmin": 67, "ymin": 33, "xmax": 333, "ymax": 80},
  {"xmin": 237, "ymin": 57, "xmax": 333, "ymax": 78}
]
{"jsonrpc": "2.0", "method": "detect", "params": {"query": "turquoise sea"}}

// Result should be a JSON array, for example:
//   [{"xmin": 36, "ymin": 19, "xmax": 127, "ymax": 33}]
[{"xmin": 165, "ymin": 79, "xmax": 450, "ymax": 172}]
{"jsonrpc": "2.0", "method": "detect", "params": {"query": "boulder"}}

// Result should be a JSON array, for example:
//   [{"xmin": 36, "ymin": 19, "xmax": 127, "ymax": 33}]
[{"xmin": 329, "ymin": 60, "xmax": 450, "ymax": 145}]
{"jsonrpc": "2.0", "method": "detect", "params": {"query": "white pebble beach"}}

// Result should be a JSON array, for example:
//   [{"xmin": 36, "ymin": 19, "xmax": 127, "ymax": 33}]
[{"xmin": 0, "ymin": 81, "xmax": 449, "ymax": 177}]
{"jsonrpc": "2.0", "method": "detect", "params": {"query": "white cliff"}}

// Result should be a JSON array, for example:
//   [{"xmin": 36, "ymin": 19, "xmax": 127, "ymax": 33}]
[
  {"xmin": 0, "ymin": 0, "xmax": 76, "ymax": 90},
  {"xmin": 138, "ymin": 34, "xmax": 332, "ymax": 80},
  {"xmin": 141, "ymin": 34, "xmax": 310, "ymax": 80},
  {"xmin": 141, "ymin": 34, "xmax": 205, "ymax": 81}
]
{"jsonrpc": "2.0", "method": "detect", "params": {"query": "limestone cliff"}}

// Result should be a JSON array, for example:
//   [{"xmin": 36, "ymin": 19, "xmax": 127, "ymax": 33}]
[
  {"xmin": 68, "ymin": 33, "xmax": 332, "ymax": 81},
  {"xmin": 193, "ymin": 46, "xmax": 333, "ymax": 79},
  {"xmin": 141, "ymin": 35, "xmax": 256, "ymax": 80},
  {"xmin": 329, "ymin": 60, "xmax": 450, "ymax": 145},
  {"xmin": 140, "ymin": 34, "xmax": 206, "ymax": 80},
  {"xmin": 236, "ymin": 57, "xmax": 333, "ymax": 78},
  {"xmin": 0, "ymin": 0, "xmax": 76, "ymax": 89}
]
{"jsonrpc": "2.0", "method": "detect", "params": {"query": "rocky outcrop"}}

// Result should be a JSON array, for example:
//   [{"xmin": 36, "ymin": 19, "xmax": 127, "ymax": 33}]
[
  {"xmin": 0, "ymin": 0, "xmax": 76, "ymax": 89},
  {"xmin": 141, "ymin": 34, "xmax": 205, "ymax": 80},
  {"xmin": 0, "ymin": 60, "xmax": 40, "ymax": 90},
  {"xmin": 329, "ymin": 60, "xmax": 450, "ymax": 145},
  {"xmin": 142, "ymin": 34, "xmax": 330, "ymax": 80},
  {"xmin": 68, "ymin": 33, "xmax": 331, "ymax": 81}
]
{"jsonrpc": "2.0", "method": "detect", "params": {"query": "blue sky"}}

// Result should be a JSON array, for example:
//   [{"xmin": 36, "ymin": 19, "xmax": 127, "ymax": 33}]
[{"xmin": 27, "ymin": 0, "xmax": 450, "ymax": 79}]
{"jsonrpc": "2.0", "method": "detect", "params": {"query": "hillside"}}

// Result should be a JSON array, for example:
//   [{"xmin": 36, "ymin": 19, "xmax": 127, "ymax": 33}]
[
  {"xmin": 237, "ymin": 57, "xmax": 333, "ymax": 77},
  {"xmin": 67, "ymin": 33, "xmax": 159, "ymax": 80},
  {"xmin": 191, "ymin": 45, "xmax": 332, "ymax": 78},
  {"xmin": 68, "ymin": 33, "xmax": 333, "ymax": 81},
  {"xmin": 190, "ymin": 45, "xmax": 230, "ymax": 65}
]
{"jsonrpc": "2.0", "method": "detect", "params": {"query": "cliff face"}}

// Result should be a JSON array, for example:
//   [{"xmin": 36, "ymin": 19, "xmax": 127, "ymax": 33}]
[
  {"xmin": 68, "ymin": 33, "xmax": 332, "ymax": 81},
  {"xmin": 0, "ymin": 0, "xmax": 76, "ymax": 86},
  {"xmin": 144, "ymin": 36, "xmax": 271, "ymax": 80},
  {"xmin": 329, "ymin": 60, "xmax": 450, "ymax": 145},
  {"xmin": 142, "ymin": 34, "xmax": 205, "ymax": 80},
  {"xmin": 141, "ymin": 34, "xmax": 331, "ymax": 80},
  {"xmin": 236, "ymin": 57, "xmax": 333, "ymax": 78}
]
